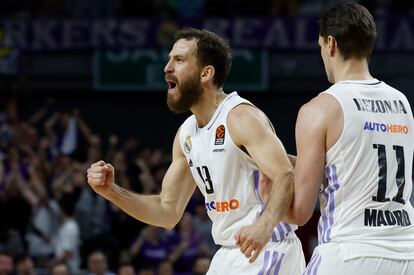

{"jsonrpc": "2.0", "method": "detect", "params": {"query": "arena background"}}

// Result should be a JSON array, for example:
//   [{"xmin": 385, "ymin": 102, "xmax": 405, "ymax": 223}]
[{"xmin": 0, "ymin": 1, "xmax": 413, "ymax": 274}]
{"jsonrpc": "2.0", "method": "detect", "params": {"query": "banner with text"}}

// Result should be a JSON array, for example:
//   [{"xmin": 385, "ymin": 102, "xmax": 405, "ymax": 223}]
[{"xmin": 1, "ymin": 17, "xmax": 413, "ymax": 52}]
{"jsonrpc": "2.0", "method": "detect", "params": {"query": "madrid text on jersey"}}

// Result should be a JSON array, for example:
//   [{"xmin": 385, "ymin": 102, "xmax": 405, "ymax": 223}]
[
  {"xmin": 353, "ymin": 98, "xmax": 408, "ymax": 114},
  {"xmin": 364, "ymin": 208, "xmax": 412, "ymax": 227}
]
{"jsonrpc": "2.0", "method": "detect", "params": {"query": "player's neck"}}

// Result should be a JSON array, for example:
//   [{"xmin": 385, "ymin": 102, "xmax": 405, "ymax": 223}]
[
  {"xmin": 333, "ymin": 58, "xmax": 373, "ymax": 83},
  {"xmin": 191, "ymin": 88, "xmax": 227, "ymax": 128}
]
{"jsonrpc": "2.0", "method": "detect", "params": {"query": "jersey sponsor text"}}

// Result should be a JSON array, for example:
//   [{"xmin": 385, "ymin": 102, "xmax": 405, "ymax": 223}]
[
  {"xmin": 205, "ymin": 199, "xmax": 240, "ymax": 212},
  {"xmin": 363, "ymin": 121, "xmax": 409, "ymax": 134}
]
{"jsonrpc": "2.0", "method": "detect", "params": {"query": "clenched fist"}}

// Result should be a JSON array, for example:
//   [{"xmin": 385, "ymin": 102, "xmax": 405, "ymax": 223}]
[{"xmin": 87, "ymin": 160, "xmax": 115, "ymax": 199}]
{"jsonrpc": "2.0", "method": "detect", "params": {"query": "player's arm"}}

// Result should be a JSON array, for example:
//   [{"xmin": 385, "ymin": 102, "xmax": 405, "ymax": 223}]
[
  {"xmin": 284, "ymin": 95, "xmax": 330, "ymax": 225},
  {"xmin": 229, "ymin": 104, "xmax": 294, "ymax": 262},
  {"xmin": 87, "ymin": 129, "xmax": 196, "ymax": 229},
  {"xmin": 257, "ymin": 153, "xmax": 296, "ymax": 205}
]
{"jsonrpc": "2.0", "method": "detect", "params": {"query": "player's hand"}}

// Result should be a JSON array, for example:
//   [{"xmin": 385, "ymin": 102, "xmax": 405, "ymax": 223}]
[
  {"xmin": 235, "ymin": 222, "xmax": 272, "ymax": 263},
  {"xmin": 87, "ymin": 160, "xmax": 115, "ymax": 199}
]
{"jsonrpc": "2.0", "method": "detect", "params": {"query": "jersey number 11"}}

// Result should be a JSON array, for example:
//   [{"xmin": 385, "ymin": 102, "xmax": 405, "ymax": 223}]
[{"xmin": 373, "ymin": 144, "xmax": 405, "ymax": 204}]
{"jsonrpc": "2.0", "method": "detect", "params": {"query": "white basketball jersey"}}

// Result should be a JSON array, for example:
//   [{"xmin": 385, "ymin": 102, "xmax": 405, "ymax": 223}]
[
  {"xmin": 179, "ymin": 92, "xmax": 297, "ymax": 246},
  {"xmin": 319, "ymin": 79, "xmax": 414, "ymax": 259}
]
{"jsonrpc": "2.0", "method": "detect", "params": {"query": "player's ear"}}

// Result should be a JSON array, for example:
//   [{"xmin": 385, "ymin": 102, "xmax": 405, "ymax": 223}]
[
  {"xmin": 200, "ymin": 65, "xmax": 215, "ymax": 84},
  {"xmin": 327, "ymin": 35, "xmax": 337, "ymax": 58}
]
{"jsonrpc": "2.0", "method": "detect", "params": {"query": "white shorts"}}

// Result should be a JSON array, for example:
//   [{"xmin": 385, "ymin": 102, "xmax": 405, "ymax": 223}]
[
  {"xmin": 304, "ymin": 242, "xmax": 414, "ymax": 275},
  {"xmin": 207, "ymin": 234, "xmax": 305, "ymax": 275}
]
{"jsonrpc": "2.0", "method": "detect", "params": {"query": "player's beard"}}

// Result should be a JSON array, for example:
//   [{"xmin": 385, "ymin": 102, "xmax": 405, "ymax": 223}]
[{"xmin": 167, "ymin": 71, "xmax": 203, "ymax": 114}]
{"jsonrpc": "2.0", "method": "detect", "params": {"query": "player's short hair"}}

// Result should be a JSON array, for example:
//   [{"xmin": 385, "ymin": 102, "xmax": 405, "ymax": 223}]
[
  {"xmin": 174, "ymin": 28, "xmax": 232, "ymax": 88},
  {"xmin": 319, "ymin": 3, "xmax": 377, "ymax": 60}
]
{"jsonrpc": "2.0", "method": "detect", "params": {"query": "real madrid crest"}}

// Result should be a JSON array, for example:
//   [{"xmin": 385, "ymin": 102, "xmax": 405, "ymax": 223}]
[{"xmin": 184, "ymin": 135, "xmax": 192, "ymax": 154}]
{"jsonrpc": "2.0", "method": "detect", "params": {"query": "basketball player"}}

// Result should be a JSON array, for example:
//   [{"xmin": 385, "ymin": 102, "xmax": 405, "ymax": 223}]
[
  {"xmin": 87, "ymin": 28, "xmax": 305, "ymax": 274},
  {"xmin": 286, "ymin": 3, "xmax": 414, "ymax": 274}
]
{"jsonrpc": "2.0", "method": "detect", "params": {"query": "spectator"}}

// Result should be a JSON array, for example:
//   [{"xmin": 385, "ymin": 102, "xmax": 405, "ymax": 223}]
[
  {"xmin": 53, "ymin": 195, "xmax": 80, "ymax": 273},
  {"xmin": 86, "ymin": 134, "xmax": 102, "ymax": 164},
  {"xmin": 168, "ymin": 213, "xmax": 207, "ymax": 274},
  {"xmin": 0, "ymin": 252, "xmax": 13, "ymax": 275},
  {"xmin": 129, "ymin": 226, "xmax": 170, "ymax": 271},
  {"xmin": 14, "ymin": 254, "xmax": 35, "ymax": 275},
  {"xmin": 86, "ymin": 250, "xmax": 115, "ymax": 275},
  {"xmin": 111, "ymin": 150, "xmax": 131, "ymax": 190},
  {"xmin": 192, "ymin": 256, "xmax": 211, "ymax": 275},
  {"xmin": 192, "ymin": 203, "xmax": 219, "ymax": 256},
  {"xmin": 0, "ymin": 225, "xmax": 24, "ymax": 259},
  {"xmin": 44, "ymin": 109, "xmax": 92, "ymax": 162},
  {"xmin": 74, "ymin": 178, "xmax": 110, "ymax": 267},
  {"xmin": 50, "ymin": 263, "xmax": 70, "ymax": 275},
  {"xmin": 157, "ymin": 261, "xmax": 173, "ymax": 275},
  {"xmin": 26, "ymin": 196, "xmax": 60, "ymax": 267},
  {"xmin": 50, "ymin": 157, "xmax": 85, "ymax": 200},
  {"xmin": 117, "ymin": 263, "xmax": 135, "ymax": 275},
  {"xmin": 2, "ymin": 149, "xmax": 33, "ymax": 241}
]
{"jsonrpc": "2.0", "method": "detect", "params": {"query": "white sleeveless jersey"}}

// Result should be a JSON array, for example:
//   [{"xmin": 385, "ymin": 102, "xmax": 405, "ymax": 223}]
[
  {"xmin": 179, "ymin": 92, "xmax": 297, "ymax": 246},
  {"xmin": 319, "ymin": 79, "xmax": 414, "ymax": 259}
]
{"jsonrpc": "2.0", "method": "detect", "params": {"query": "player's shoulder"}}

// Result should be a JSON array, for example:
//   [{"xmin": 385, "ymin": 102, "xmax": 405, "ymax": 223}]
[
  {"xmin": 180, "ymin": 114, "xmax": 197, "ymax": 129},
  {"xmin": 227, "ymin": 103, "xmax": 266, "ymax": 128},
  {"xmin": 381, "ymin": 81, "xmax": 408, "ymax": 99},
  {"xmin": 227, "ymin": 103, "xmax": 273, "ymax": 146},
  {"xmin": 298, "ymin": 91, "xmax": 341, "ymax": 130},
  {"xmin": 301, "ymin": 91, "xmax": 340, "ymax": 114},
  {"xmin": 228, "ymin": 102, "xmax": 257, "ymax": 117},
  {"xmin": 177, "ymin": 115, "xmax": 197, "ymax": 145}
]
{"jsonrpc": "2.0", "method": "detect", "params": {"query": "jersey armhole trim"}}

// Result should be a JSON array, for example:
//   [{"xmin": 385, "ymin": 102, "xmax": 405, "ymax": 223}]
[
  {"xmin": 225, "ymin": 102, "xmax": 258, "ymax": 162},
  {"xmin": 321, "ymin": 92, "xmax": 346, "ymax": 158}
]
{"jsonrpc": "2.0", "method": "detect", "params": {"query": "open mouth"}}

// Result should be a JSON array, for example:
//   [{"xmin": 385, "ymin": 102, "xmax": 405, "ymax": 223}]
[
  {"xmin": 168, "ymin": 81, "xmax": 177, "ymax": 92},
  {"xmin": 166, "ymin": 79, "xmax": 178, "ymax": 93}
]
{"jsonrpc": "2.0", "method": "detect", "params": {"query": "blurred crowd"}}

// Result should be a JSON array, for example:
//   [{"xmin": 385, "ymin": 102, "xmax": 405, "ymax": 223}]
[
  {"xmin": 0, "ymin": 0, "xmax": 413, "ymax": 19},
  {"xmin": 0, "ymin": 92, "xmax": 218, "ymax": 275}
]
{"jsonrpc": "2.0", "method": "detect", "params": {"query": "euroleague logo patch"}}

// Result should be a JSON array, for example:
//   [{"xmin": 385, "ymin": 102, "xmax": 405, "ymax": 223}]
[{"xmin": 214, "ymin": 125, "xmax": 225, "ymax": 145}]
